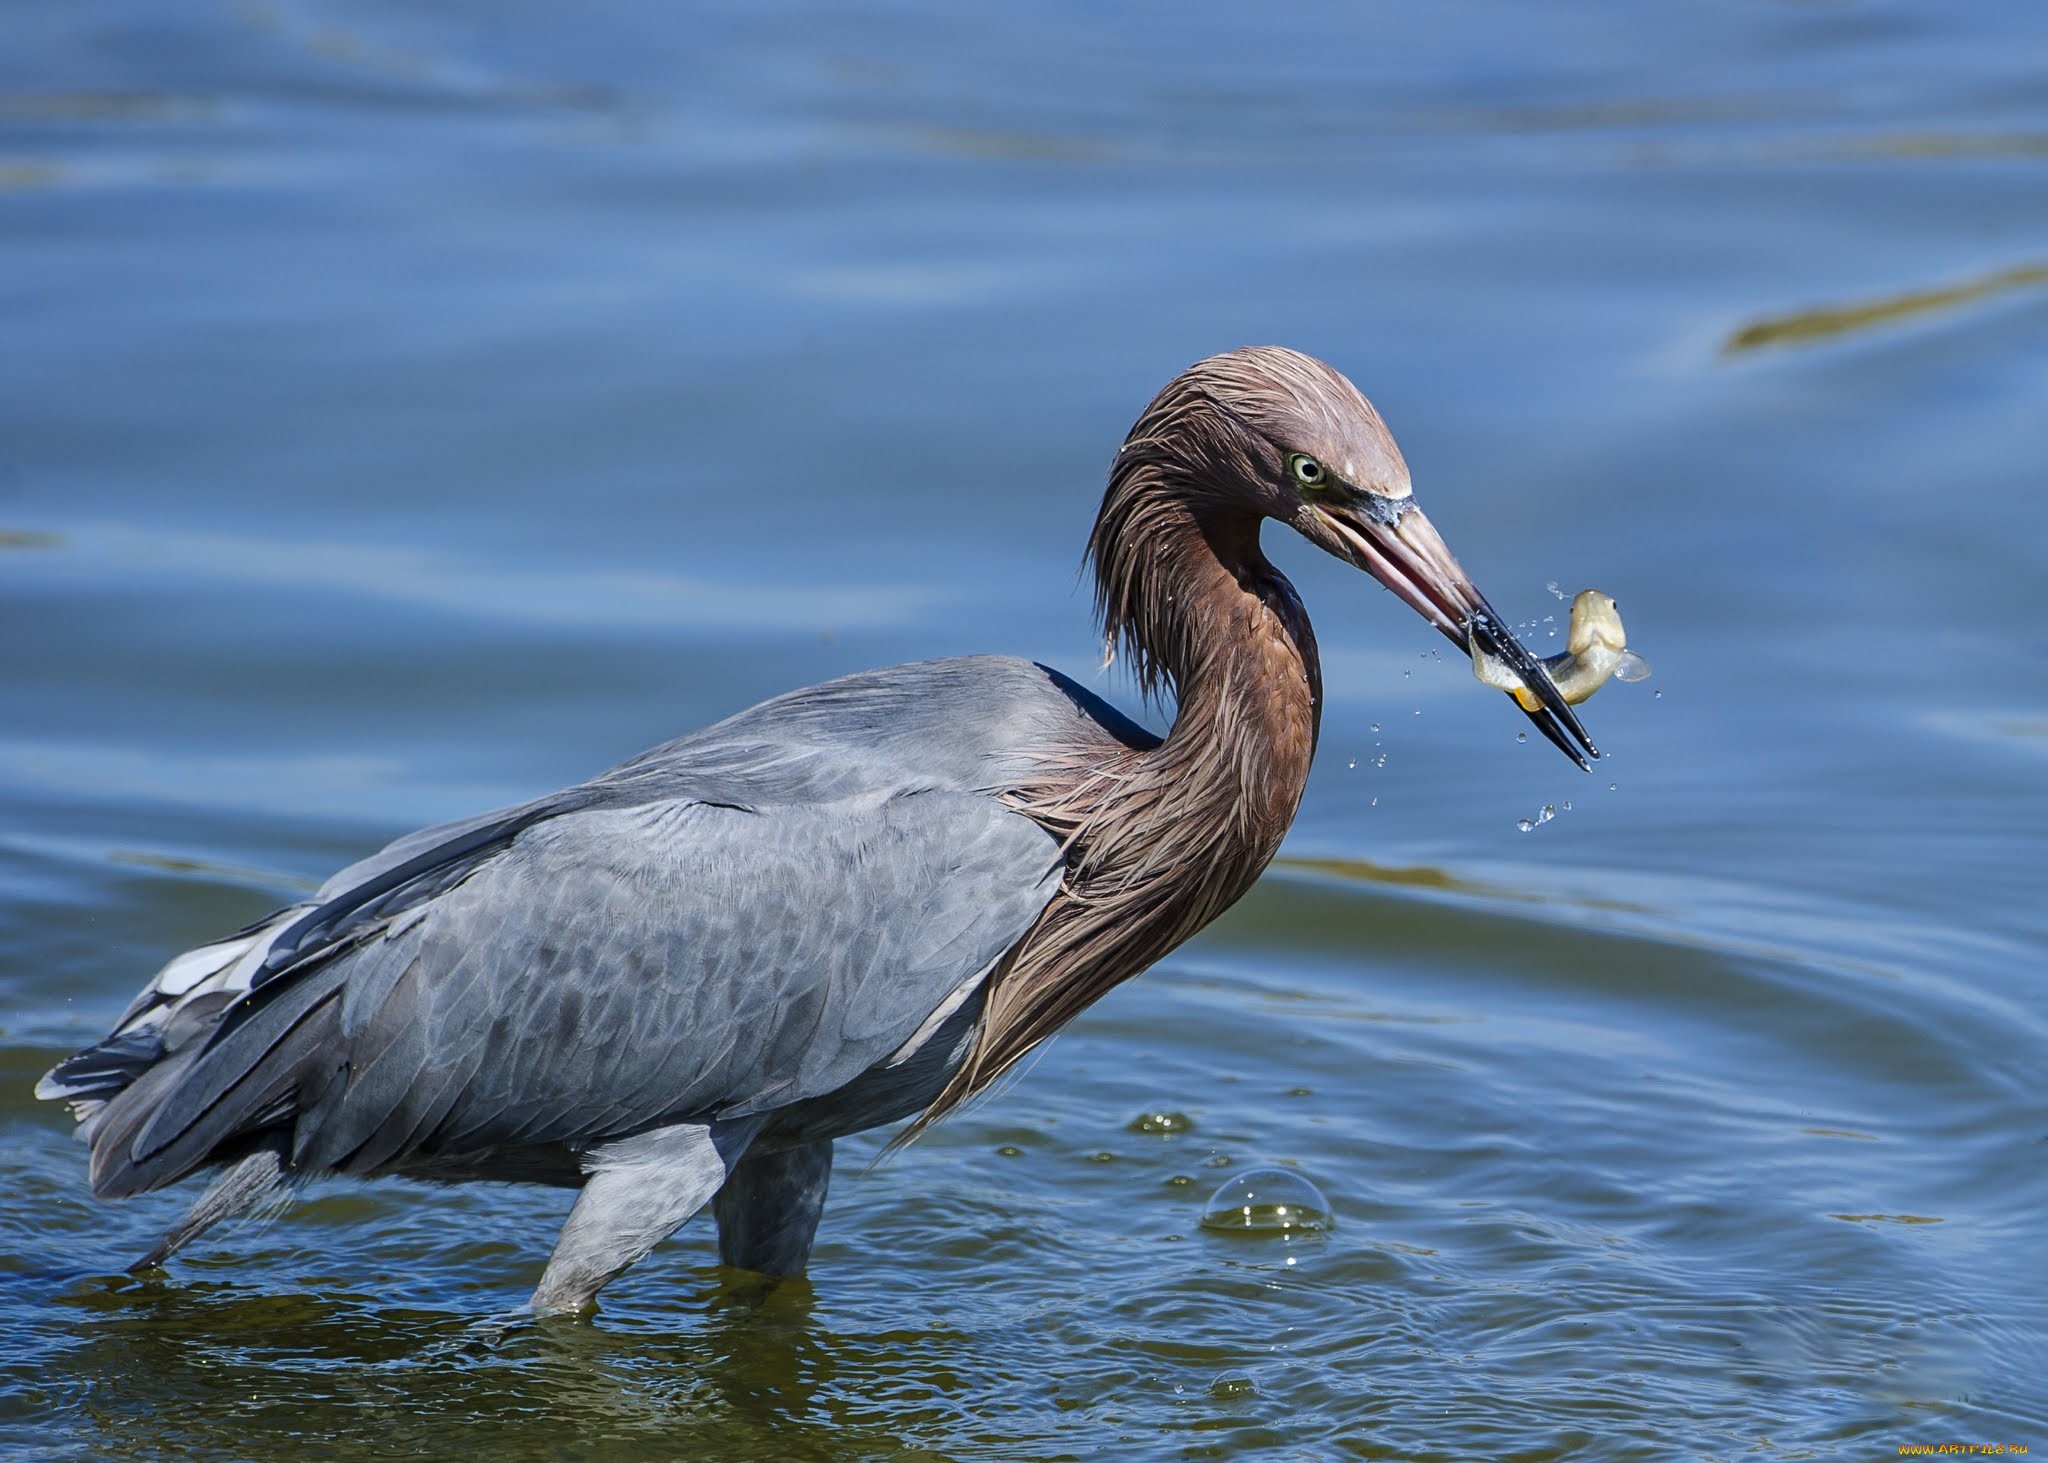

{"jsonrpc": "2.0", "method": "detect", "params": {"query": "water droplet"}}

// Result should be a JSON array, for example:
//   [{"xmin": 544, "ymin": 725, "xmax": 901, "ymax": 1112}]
[
  {"xmin": 1412, "ymin": 708, "xmax": 1421, "ymax": 716},
  {"xmin": 1562, "ymin": 800, "xmax": 1572, "ymax": 812},
  {"xmin": 1201, "ymin": 1153, "xmax": 1234, "ymax": 1169},
  {"xmin": 1369, "ymin": 722, "xmax": 1380, "ymax": 732},
  {"xmin": 1200, "ymin": 1168, "xmax": 1333, "ymax": 1235},
  {"xmin": 1653, "ymin": 689, "xmax": 1663, "ymax": 699},
  {"xmin": 1128, "ymin": 1110, "xmax": 1195, "ymax": 1135},
  {"xmin": 1516, "ymin": 803, "xmax": 1559, "ymax": 832},
  {"xmin": 1347, "ymin": 757, "xmax": 1356, "ymax": 769},
  {"xmin": 1609, "ymin": 782, "xmax": 1618, "ymax": 791},
  {"xmin": 1369, "ymin": 796, "xmax": 1378, "ymax": 807},
  {"xmin": 1516, "ymin": 732, "xmax": 1527, "ymax": 744},
  {"xmin": 1402, "ymin": 669, "xmax": 1411, "ymax": 678},
  {"xmin": 1546, "ymin": 579, "xmax": 1567, "ymax": 600}
]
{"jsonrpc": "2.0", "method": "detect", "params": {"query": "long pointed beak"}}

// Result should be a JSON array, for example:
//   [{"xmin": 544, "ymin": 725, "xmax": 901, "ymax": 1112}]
[{"xmin": 1316, "ymin": 500, "xmax": 1600, "ymax": 769}]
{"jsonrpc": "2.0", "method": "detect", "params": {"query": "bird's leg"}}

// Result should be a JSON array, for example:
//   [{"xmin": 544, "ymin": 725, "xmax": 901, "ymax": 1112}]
[
  {"xmin": 531, "ymin": 1119, "xmax": 759, "ymax": 1315},
  {"xmin": 712, "ymin": 1138, "xmax": 833, "ymax": 1276}
]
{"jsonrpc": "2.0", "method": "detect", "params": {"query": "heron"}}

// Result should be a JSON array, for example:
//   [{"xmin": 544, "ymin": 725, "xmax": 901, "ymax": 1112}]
[{"xmin": 38, "ymin": 346, "xmax": 1595, "ymax": 1314}]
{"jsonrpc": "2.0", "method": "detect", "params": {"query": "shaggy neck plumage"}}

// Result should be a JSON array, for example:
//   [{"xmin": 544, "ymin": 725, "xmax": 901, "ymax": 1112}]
[
  {"xmin": 905, "ymin": 433, "xmax": 1322, "ymax": 1138},
  {"xmin": 1089, "ymin": 463, "xmax": 1324, "ymax": 757}
]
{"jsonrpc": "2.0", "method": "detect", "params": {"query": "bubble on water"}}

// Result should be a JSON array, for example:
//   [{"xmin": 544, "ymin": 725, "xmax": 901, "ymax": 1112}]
[
  {"xmin": 1199, "ymin": 1168, "xmax": 1333, "ymax": 1235},
  {"xmin": 1128, "ymin": 1110, "xmax": 1195, "ymax": 1135},
  {"xmin": 995, "ymin": 1144, "xmax": 1024, "ymax": 1158}
]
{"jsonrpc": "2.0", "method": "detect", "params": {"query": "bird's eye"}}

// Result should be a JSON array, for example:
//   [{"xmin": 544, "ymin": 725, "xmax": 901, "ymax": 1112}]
[{"xmin": 1288, "ymin": 454, "xmax": 1326, "ymax": 488}]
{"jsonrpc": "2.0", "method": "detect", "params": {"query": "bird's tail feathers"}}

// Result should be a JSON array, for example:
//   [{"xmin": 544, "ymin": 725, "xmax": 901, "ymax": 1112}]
[{"xmin": 86, "ymin": 965, "xmax": 347, "ymax": 1201}]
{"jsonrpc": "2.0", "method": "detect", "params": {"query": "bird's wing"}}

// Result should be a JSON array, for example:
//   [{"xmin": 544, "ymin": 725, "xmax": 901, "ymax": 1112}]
[
  {"xmin": 118, "ymin": 787, "xmax": 1063, "ymax": 1187},
  {"xmin": 37, "ymin": 794, "xmax": 583, "ymax": 1114}
]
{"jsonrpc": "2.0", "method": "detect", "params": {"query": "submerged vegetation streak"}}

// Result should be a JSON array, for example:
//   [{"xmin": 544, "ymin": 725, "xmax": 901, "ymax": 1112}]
[{"xmin": 1724, "ymin": 262, "xmax": 2048, "ymax": 353}]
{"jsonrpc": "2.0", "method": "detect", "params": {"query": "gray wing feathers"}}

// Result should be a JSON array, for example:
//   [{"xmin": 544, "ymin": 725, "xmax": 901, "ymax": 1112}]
[
  {"xmin": 61, "ymin": 656, "xmax": 1107, "ymax": 1197},
  {"xmin": 101, "ymin": 962, "xmax": 348, "ymax": 1197},
  {"xmin": 278, "ymin": 792, "xmax": 1058, "ymax": 1173}
]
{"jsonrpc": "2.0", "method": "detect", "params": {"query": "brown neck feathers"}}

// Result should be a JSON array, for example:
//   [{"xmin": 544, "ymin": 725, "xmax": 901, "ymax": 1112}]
[{"xmin": 904, "ymin": 439, "xmax": 1321, "ymax": 1138}]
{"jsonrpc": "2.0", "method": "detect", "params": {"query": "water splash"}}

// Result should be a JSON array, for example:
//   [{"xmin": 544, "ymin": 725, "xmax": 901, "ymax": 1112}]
[{"xmin": 1515, "ymin": 802, "xmax": 1560, "ymax": 833}]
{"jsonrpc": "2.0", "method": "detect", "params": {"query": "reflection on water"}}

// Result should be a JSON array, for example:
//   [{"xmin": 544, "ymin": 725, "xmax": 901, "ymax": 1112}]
[
  {"xmin": 1828, "ymin": 130, "xmax": 2048, "ymax": 162},
  {"xmin": 0, "ymin": 92, "xmax": 216, "ymax": 123},
  {"xmin": 4, "ymin": 0, "xmax": 2047, "ymax": 1456},
  {"xmin": 0, "ymin": 162, "xmax": 62, "ymax": 191}
]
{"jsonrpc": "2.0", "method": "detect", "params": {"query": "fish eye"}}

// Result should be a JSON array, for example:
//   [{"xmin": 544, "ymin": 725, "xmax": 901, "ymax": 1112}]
[{"xmin": 1288, "ymin": 454, "xmax": 1326, "ymax": 488}]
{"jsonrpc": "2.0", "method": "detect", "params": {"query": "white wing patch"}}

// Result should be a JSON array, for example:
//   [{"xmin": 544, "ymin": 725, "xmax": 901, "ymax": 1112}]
[
  {"xmin": 114, "ymin": 910, "xmax": 306, "ymax": 1035},
  {"xmin": 152, "ymin": 934, "xmax": 266, "ymax": 997}
]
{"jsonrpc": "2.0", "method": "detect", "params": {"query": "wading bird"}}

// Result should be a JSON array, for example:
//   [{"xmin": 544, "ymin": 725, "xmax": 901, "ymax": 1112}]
[{"xmin": 39, "ymin": 348, "xmax": 1594, "ymax": 1313}]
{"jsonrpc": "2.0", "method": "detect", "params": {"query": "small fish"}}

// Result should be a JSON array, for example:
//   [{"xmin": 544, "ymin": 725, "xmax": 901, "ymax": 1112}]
[{"xmin": 1473, "ymin": 589, "xmax": 1650, "ymax": 711}]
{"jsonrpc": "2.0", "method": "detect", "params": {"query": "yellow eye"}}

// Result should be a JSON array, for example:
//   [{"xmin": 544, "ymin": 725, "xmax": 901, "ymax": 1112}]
[{"xmin": 1288, "ymin": 453, "xmax": 1326, "ymax": 488}]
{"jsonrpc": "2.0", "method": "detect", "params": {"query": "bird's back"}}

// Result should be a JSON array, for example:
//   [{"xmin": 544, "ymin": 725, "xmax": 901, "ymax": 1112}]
[{"xmin": 41, "ymin": 655, "xmax": 1151, "ymax": 1199}]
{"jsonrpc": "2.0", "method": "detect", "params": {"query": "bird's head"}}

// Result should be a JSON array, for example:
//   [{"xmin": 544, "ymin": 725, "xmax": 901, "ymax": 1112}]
[{"xmin": 1103, "ymin": 346, "xmax": 1598, "ymax": 767}]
